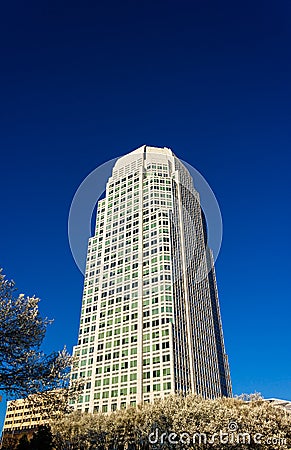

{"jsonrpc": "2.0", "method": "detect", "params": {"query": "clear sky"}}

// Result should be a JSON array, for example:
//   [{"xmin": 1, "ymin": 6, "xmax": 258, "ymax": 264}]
[{"xmin": 0, "ymin": 0, "xmax": 290, "ymax": 430}]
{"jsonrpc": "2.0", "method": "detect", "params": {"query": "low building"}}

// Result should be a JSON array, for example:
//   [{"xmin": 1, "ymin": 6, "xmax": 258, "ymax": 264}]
[
  {"xmin": 265, "ymin": 398, "xmax": 291, "ymax": 413},
  {"xmin": 1, "ymin": 389, "xmax": 68, "ymax": 446},
  {"xmin": 3, "ymin": 397, "xmax": 48, "ymax": 436}
]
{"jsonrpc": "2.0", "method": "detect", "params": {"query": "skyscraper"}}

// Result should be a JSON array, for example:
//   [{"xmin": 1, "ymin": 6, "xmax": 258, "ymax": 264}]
[{"xmin": 71, "ymin": 146, "xmax": 231, "ymax": 413}]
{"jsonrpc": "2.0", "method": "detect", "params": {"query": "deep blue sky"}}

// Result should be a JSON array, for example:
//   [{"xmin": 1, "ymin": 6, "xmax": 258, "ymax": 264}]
[{"xmin": 0, "ymin": 0, "xmax": 290, "ymax": 430}]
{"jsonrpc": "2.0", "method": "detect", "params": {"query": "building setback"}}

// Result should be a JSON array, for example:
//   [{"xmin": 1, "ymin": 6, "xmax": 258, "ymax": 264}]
[{"xmin": 71, "ymin": 146, "xmax": 232, "ymax": 413}]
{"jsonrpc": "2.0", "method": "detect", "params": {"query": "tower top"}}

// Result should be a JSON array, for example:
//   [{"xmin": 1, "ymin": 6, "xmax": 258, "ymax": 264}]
[
  {"xmin": 129, "ymin": 145, "xmax": 173, "ymax": 157},
  {"xmin": 112, "ymin": 145, "xmax": 175, "ymax": 179}
]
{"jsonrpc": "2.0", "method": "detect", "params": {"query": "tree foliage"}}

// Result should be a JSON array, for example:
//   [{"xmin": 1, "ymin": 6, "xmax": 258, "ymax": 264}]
[
  {"xmin": 51, "ymin": 394, "xmax": 291, "ymax": 450},
  {"xmin": 1, "ymin": 434, "xmax": 18, "ymax": 450},
  {"xmin": 30, "ymin": 425, "xmax": 54, "ymax": 450},
  {"xmin": 0, "ymin": 269, "xmax": 71, "ymax": 398},
  {"xmin": 8, "ymin": 426, "xmax": 54, "ymax": 450},
  {"xmin": 16, "ymin": 434, "xmax": 31, "ymax": 450}
]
